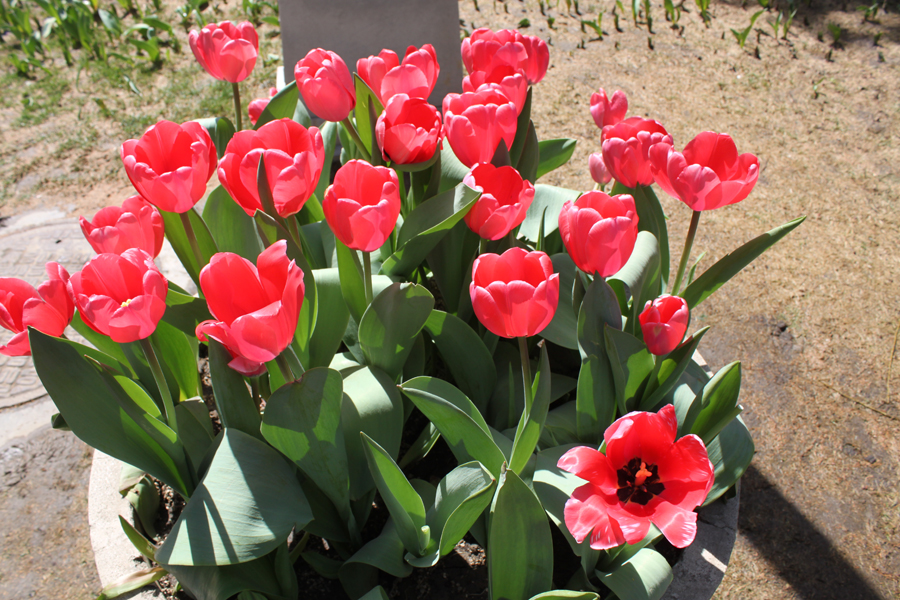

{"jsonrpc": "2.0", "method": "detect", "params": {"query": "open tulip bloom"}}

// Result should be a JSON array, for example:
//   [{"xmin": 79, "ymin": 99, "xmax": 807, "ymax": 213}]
[{"xmin": 10, "ymin": 26, "xmax": 807, "ymax": 600}]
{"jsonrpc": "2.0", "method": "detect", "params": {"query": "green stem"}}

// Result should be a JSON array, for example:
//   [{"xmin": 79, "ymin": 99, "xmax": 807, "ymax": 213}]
[
  {"xmin": 340, "ymin": 117, "xmax": 371, "ymax": 162},
  {"xmin": 250, "ymin": 376, "xmax": 261, "ymax": 409},
  {"xmin": 179, "ymin": 211, "xmax": 204, "ymax": 271},
  {"xmin": 285, "ymin": 344, "xmax": 305, "ymax": 376},
  {"xmin": 672, "ymin": 210, "xmax": 701, "ymax": 296},
  {"xmin": 232, "ymin": 82, "xmax": 243, "ymax": 131},
  {"xmin": 479, "ymin": 238, "xmax": 488, "ymax": 256},
  {"xmin": 396, "ymin": 168, "xmax": 409, "ymax": 217},
  {"xmin": 275, "ymin": 353, "xmax": 295, "ymax": 382},
  {"xmin": 363, "ymin": 251, "xmax": 373, "ymax": 306},
  {"xmin": 286, "ymin": 215, "xmax": 319, "ymax": 268},
  {"xmin": 518, "ymin": 336, "xmax": 534, "ymax": 411},
  {"xmin": 140, "ymin": 337, "xmax": 178, "ymax": 436}
]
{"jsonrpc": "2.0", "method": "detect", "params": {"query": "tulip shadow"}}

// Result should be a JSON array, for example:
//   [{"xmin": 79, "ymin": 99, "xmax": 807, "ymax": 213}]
[{"xmin": 737, "ymin": 465, "xmax": 884, "ymax": 599}]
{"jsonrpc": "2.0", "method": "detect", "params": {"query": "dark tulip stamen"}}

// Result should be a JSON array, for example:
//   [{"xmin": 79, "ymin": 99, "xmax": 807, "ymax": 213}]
[{"xmin": 616, "ymin": 457, "xmax": 664, "ymax": 505}]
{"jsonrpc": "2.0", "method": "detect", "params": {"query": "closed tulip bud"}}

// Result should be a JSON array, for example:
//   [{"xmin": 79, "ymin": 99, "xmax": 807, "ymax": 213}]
[
  {"xmin": 79, "ymin": 196, "xmax": 165, "ymax": 259},
  {"xmin": 379, "ymin": 44, "xmax": 440, "ymax": 103},
  {"xmin": 375, "ymin": 94, "xmax": 442, "ymax": 165},
  {"xmin": 188, "ymin": 21, "xmax": 259, "ymax": 83},
  {"xmin": 121, "ymin": 120, "xmax": 217, "ymax": 214},
  {"xmin": 590, "ymin": 88, "xmax": 628, "ymax": 131},
  {"xmin": 462, "ymin": 65, "xmax": 527, "ymax": 115},
  {"xmin": 248, "ymin": 87, "xmax": 278, "ymax": 126},
  {"xmin": 558, "ymin": 191, "xmax": 639, "ymax": 278},
  {"xmin": 639, "ymin": 295, "xmax": 690, "ymax": 355},
  {"xmin": 323, "ymin": 160, "xmax": 401, "ymax": 252},
  {"xmin": 357, "ymin": 49, "xmax": 400, "ymax": 103},
  {"xmin": 294, "ymin": 48, "xmax": 356, "ymax": 122},
  {"xmin": 462, "ymin": 28, "xmax": 549, "ymax": 85},
  {"xmin": 463, "ymin": 163, "xmax": 534, "ymax": 240},
  {"xmin": 588, "ymin": 152, "xmax": 612, "ymax": 186},
  {"xmin": 196, "ymin": 240, "xmax": 305, "ymax": 376},
  {"xmin": 649, "ymin": 132, "xmax": 760, "ymax": 211},
  {"xmin": 601, "ymin": 117, "xmax": 672, "ymax": 189},
  {"xmin": 0, "ymin": 263, "xmax": 74, "ymax": 356},
  {"xmin": 68, "ymin": 249, "xmax": 167, "ymax": 344},
  {"xmin": 218, "ymin": 118, "xmax": 325, "ymax": 218},
  {"xmin": 470, "ymin": 248, "xmax": 559, "ymax": 339},
  {"xmin": 442, "ymin": 88, "xmax": 517, "ymax": 168}
]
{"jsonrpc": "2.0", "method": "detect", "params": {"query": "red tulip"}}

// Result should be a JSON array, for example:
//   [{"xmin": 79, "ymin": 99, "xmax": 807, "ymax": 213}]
[
  {"xmin": 601, "ymin": 117, "xmax": 672, "ymax": 189},
  {"xmin": 218, "ymin": 118, "xmax": 325, "ymax": 218},
  {"xmin": 590, "ymin": 88, "xmax": 628, "ymax": 131},
  {"xmin": 196, "ymin": 241, "xmax": 305, "ymax": 377},
  {"xmin": 463, "ymin": 163, "xmax": 534, "ymax": 240},
  {"xmin": 639, "ymin": 295, "xmax": 689, "ymax": 355},
  {"xmin": 470, "ymin": 248, "xmax": 559, "ymax": 339},
  {"xmin": 380, "ymin": 44, "xmax": 440, "ymax": 103},
  {"xmin": 649, "ymin": 132, "xmax": 760, "ymax": 211},
  {"xmin": 68, "ymin": 250, "xmax": 167, "ymax": 344},
  {"xmin": 248, "ymin": 86, "xmax": 279, "ymax": 126},
  {"xmin": 442, "ymin": 88, "xmax": 517, "ymax": 168},
  {"xmin": 0, "ymin": 263, "xmax": 74, "ymax": 356},
  {"xmin": 357, "ymin": 49, "xmax": 400, "ymax": 103},
  {"xmin": 558, "ymin": 404, "xmax": 715, "ymax": 550},
  {"xmin": 461, "ymin": 28, "xmax": 549, "ymax": 85},
  {"xmin": 323, "ymin": 160, "xmax": 401, "ymax": 252},
  {"xmin": 558, "ymin": 191, "xmax": 639, "ymax": 278},
  {"xmin": 375, "ymin": 94, "xmax": 442, "ymax": 165},
  {"xmin": 121, "ymin": 120, "xmax": 217, "ymax": 214},
  {"xmin": 462, "ymin": 65, "xmax": 527, "ymax": 115},
  {"xmin": 80, "ymin": 196, "xmax": 165, "ymax": 259},
  {"xmin": 588, "ymin": 152, "xmax": 612, "ymax": 186},
  {"xmin": 294, "ymin": 48, "xmax": 356, "ymax": 122},
  {"xmin": 188, "ymin": 21, "xmax": 258, "ymax": 83}
]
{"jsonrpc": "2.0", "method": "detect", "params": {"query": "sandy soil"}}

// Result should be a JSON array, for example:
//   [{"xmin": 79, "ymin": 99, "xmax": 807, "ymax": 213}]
[{"xmin": 0, "ymin": 0, "xmax": 898, "ymax": 598}]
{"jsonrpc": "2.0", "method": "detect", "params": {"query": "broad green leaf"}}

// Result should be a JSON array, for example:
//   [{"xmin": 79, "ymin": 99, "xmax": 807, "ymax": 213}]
[
  {"xmin": 540, "ymin": 253, "xmax": 579, "ymax": 350},
  {"xmin": 401, "ymin": 377, "xmax": 506, "ymax": 478},
  {"xmin": 151, "ymin": 320, "xmax": 199, "ymax": 401},
  {"xmin": 123, "ymin": 475, "xmax": 160, "ymax": 539},
  {"xmin": 342, "ymin": 366, "xmax": 405, "ymax": 499},
  {"xmin": 119, "ymin": 516, "xmax": 157, "ymax": 561},
  {"xmin": 613, "ymin": 182, "xmax": 669, "ymax": 286},
  {"xmin": 605, "ymin": 327, "xmax": 654, "ymax": 414},
  {"xmin": 164, "ymin": 546, "xmax": 296, "ymax": 600},
  {"xmin": 510, "ymin": 345, "xmax": 552, "ymax": 473},
  {"xmin": 340, "ymin": 519, "xmax": 413, "ymax": 598},
  {"xmin": 533, "ymin": 444, "xmax": 586, "ymax": 553},
  {"xmin": 423, "ymin": 309, "xmax": 496, "ymax": 412},
  {"xmin": 174, "ymin": 400, "xmax": 214, "ymax": 477},
  {"xmin": 517, "ymin": 184, "xmax": 580, "ymax": 243},
  {"xmin": 261, "ymin": 368, "xmax": 350, "ymax": 519},
  {"xmin": 156, "ymin": 429, "xmax": 312, "ymax": 566},
  {"xmin": 314, "ymin": 121, "xmax": 339, "ymax": 201},
  {"xmin": 255, "ymin": 80, "xmax": 300, "ymax": 129},
  {"xmin": 380, "ymin": 183, "xmax": 481, "ymax": 276},
  {"xmin": 203, "ymin": 185, "xmax": 264, "ymax": 262},
  {"xmin": 576, "ymin": 354, "xmax": 617, "ymax": 444},
  {"xmin": 682, "ymin": 216, "xmax": 806, "ymax": 308},
  {"xmin": 536, "ymin": 138, "xmax": 577, "ymax": 180},
  {"xmin": 207, "ymin": 340, "xmax": 262, "ymax": 440},
  {"xmin": 508, "ymin": 87, "xmax": 533, "ymax": 165},
  {"xmin": 529, "ymin": 593, "xmax": 599, "ymax": 600},
  {"xmin": 359, "ymin": 282, "xmax": 434, "ymax": 380},
  {"xmin": 437, "ymin": 142, "xmax": 471, "ymax": 193},
  {"xmin": 609, "ymin": 231, "xmax": 660, "ymax": 337},
  {"xmin": 489, "ymin": 467, "xmax": 553, "ymax": 600},
  {"xmin": 161, "ymin": 283, "xmax": 213, "ymax": 336},
  {"xmin": 159, "ymin": 207, "xmax": 218, "ymax": 289},
  {"xmin": 307, "ymin": 268, "xmax": 351, "ymax": 369},
  {"xmin": 296, "ymin": 470, "xmax": 349, "ymax": 543},
  {"xmin": 517, "ymin": 122, "xmax": 540, "ymax": 183},
  {"xmin": 68, "ymin": 311, "xmax": 131, "ymax": 373},
  {"xmin": 596, "ymin": 548, "xmax": 673, "ymax": 600},
  {"xmin": 361, "ymin": 433, "xmax": 430, "ymax": 555},
  {"xmin": 359, "ymin": 586, "xmax": 390, "ymax": 600},
  {"xmin": 691, "ymin": 361, "xmax": 743, "ymax": 445},
  {"xmin": 639, "ymin": 328, "xmax": 709, "ymax": 411},
  {"xmin": 95, "ymin": 566, "xmax": 166, "ymax": 600},
  {"xmin": 704, "ymin": 416, "xmax": 754, "ymax": 505},
  {"xmin": 353, "ymin": 74, "xmax": 384, "ymax": 155},
  {"xmin": 335, "ymin": 239, "xmax": 367, "ymax": 325},
  {"xmin": 577, "ymin": 276, "xmax": 623, "ymax": 360},
  {"xmin": 196, "ymin": 116, "xmax": 235, "ymax": 160},
  {"xmin": 425, "ymin": 219, "xmax": 479, "ymax": 314}
]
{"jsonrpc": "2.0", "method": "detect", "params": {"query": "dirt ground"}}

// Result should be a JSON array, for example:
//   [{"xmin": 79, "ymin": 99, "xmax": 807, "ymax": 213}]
[{"xmin": 1, "ymin": 0, "xmax": 899, "ymax": 598}]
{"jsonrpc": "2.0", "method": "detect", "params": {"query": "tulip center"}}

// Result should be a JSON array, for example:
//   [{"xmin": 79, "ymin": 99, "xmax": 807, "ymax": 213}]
[
  {"xmin": 121, "ymin": 298, "xmax": 133, "ymax": 308},
  {"xmin": 616, "ymin": 457, "xmax": 664, "ymax": 505}
]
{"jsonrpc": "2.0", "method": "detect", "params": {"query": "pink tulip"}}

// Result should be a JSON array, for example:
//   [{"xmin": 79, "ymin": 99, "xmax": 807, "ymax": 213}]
[
  {"xmin": 462, "ymin": 65, "xmax": 527, "ymax": 115},
  {"xmin": 357, "ymin": 49, "xmax": 400, "ymax": 103},
  {"xmin": 380, "ymin": 44, "xmax": 440, "ymax": 103},
  {"xmin": 0, "ymin": 263, "xmax": 74, "ymax": 356},
  {"xmin": 375, "ymin": 94, "xmax": 442, "ymax": 165},
  {"xmin": 248, "ymin": 86, "xmax": 279, "ymax": 126},
  {"xmin": 294, "ymin": 48, "xmax": 356, "ymax": 122},
  {"xmin": 80, "ymin": 196, "xmax": 165, "ymax": 259},
  {"xmin": 590, "ymin": 88, "xmax": 628, "ymax": 131},
  {"xmin": 461, "ymin": 28, "xmax": 549, "ymax": 85},
  {"xmin": 588, "ymin": 152, "xmax": 612, "ymax": 186},
  {"xmin": 558, "ymin": 191, "xmax": 639, "ymax": 277},
  {"xmin": 649, "ymin": 132, "xmax": 760, "ymax": 211},
  {"xmin": 323, "ymin": 160, "xmax": 401, "ymax": 252},
  {"xmin": 121, "ymin": 120, "xmax": 217, "ymax": 214},
  {"xmin": 639, "ymin": 295, "xmax": 690, "ymax": 355},
  {"xmin": 442, "ymin": 88, "xmax": 517, "ymax": 168},
  {"xmin": 196, "ymin": 241, "xmax": 305, "ymax": 376},
  {"xmin": 463, "ymin": 163, "xmax": 534, "ymax": 240},
  {"xmin": 218, "ymin": 118, "xmax": 325, "ymax": 218},
  {"xmin": 601, "ymin": 117, "xmax": 672, "ymax": 188},
  {"xmin": 188, "ymin": 21, "xmax": 258, "ymax": 83},
  {"xmin": 558, "ymin": 405, "xmax": 715, "ymax": 549},
  {"xmin": 470, "ymin": 248, "xmax": 559, "ymax": 339},
  {"xmin": 68, "ymin": 250, "xmax": 167, "ymax": 343}
]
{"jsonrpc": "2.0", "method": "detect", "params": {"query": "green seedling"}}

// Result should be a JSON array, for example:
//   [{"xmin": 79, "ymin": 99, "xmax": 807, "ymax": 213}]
[
  {"xmin": 857, "ymin": 2, "xmax": 879, "ymax": 22},
  {"xmin": 518, "ymin": 17, "xmax": 530, "ymax": 27},
  {"xmin": 782, "ymin": 8, "xmax": 796, "ymax": 39},
  {"xmin": 695, "ymin": 0, "xmax": 711, "ymax": 25},
  {"xmin": 731, "ymin": 9, "xmax": 764, "ymax": 48},
  {"xmin": 827, "ymin": 22, "xmax": 842, "ymax": 47},
  {"xmin": 580, "ymin": 13, "xmax": 603, "ymax": 39}
]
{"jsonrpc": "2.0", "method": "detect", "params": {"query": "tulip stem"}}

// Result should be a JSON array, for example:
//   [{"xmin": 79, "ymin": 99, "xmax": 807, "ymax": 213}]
[
  {"xmin": 396, "ymin": 169, "xmax": 409, "ymax": 217},
  {"xmin": 285, "ymin": 344, "xmax": 305, "ymax": 376},
  {"xmin": 363, "ymin": 251, "xmax": 373, "ymax": 305},
  {"xmin": 275, "ymin": 353, "xmax": 295, "ymax": 382},
  {"xmin": 232, "ymin": 82, "xmax": 243, "ymax": 131},
  {"xmin": 179, "ymin": 211, "xmax": 205, "ymax": 271},
  {"xmin": 518, "ymin": 336, "xmax": 534, "ymax": 411},
  {"xmin": 340, "ymin": 117, "xmax": 371, "ymax": 162},
  {"xmin": 139, "ymin": 337, "xmax": 178, "ymax": 436},
  {"xmin": 250, "ymin": 376, "xmax": 261, "ymax": 409},
  {"xmin": 672, "ymin": 210, "xmax": 701, "ymax": 297},
  {"xmin": 479, "ymin": 238, "xmax": 488, "ymax": 256}
]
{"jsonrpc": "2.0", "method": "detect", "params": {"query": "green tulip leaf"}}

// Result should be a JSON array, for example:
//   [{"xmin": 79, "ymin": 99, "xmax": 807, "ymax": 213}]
[
  {"xmin": 529, "ymin": 593, "xmax": 599, "ymax": 600},
  {"xmin": 704, "ymin": 415, "xmax": 754, "ymax": 505},
  {"xmin": 437, "ymin": 142, "xmax": 472, "ymax": 193},
  {"xmin": 639, "ymin": 327, "xmax": 710, "ymax": 411},
  {"xmin": 164, "ymin": 545, "xmax": 297, "ymax": 600},
  {"xmin": 576, "ymin": 353, "xmax": 617, "ymax": 444},
  {"xmin": 536, "ymin": 138, "xmax": 577, "ymax": 180},
  {"xmin": 517, "ymin": 184, "xmax": 580, "ymax": 244},
  {"xmin": 358, "ymin": 282, "xmax": 434, "ymax": 380},
  {"xmin": 203, "ymin": 185, "xmax": 265, "ymax": 262},
  {"xmin": 508, "ymin": 87, "xmax": 533, "ymax": 166},
  {"xmin": 340, "ymin": 519, "xmax": 413, "ymax": 599},
  {"xmin": 596, "ymin": 548, "xmax": 673, "ymax": 600},
  {"xmin": 95, "ymin": 566, "xmax": 167, "ymax": 600},
  {"xmin": 540, "ymin": 253, "xmax": 579, "ymax": 350},
  {"xmin": 517, "ymin": 121, "xmax": 540, "ymax": 183},
  {"xmin": 151, "ymin": 320, "xmax": 199, "ymax": 401},
  {"xmin": 196, "ymin": 116, "xmax": 236, "ymax": 160},
  {"xmin": 314, "ymin": 121, "xmax": 340, "ymax": 202},
  {"xmin": 207, "ymin": 339, "xmax": 263, "ymax": 440},
  {"xmin": 353, "ymin": 74, "xmax": 384, "ymax": 156},
  {"xmin": 159, "ymin": 207, "xmax": 218, "ymax": 290},
  {"xmin": 509, "ymin": 344, "xmax": 553, "ymax": 473},
  {"xmin": 254, "ymin": 80, "xmax": 305, "ymax": 129},
  {"xmin": 425, "ymin": 219, "xmax": 480, "ymax": 315},
  {"xmin": 608, "ymin": 230, "xmax": 661, "ymax": 337},
  {"xmin": 690, "ymin": 361, "xmax": 743, "ymax": 445},
  {"xmin": 173, "ymin": 400, "xmax": 215, "ymax": 477},
  {"xmin": 307, "ymin": 268, "xmax": 351, "ymax": 369},
  {"xmin": 605, "ymin": 326, "xmax": 655, "ymax": 415}
]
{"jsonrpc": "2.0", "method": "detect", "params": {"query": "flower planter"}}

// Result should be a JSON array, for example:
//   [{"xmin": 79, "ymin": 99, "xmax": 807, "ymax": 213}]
[{"xmin": 88, "ymin": 449, "xmax": 739, "ymax": 600}]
